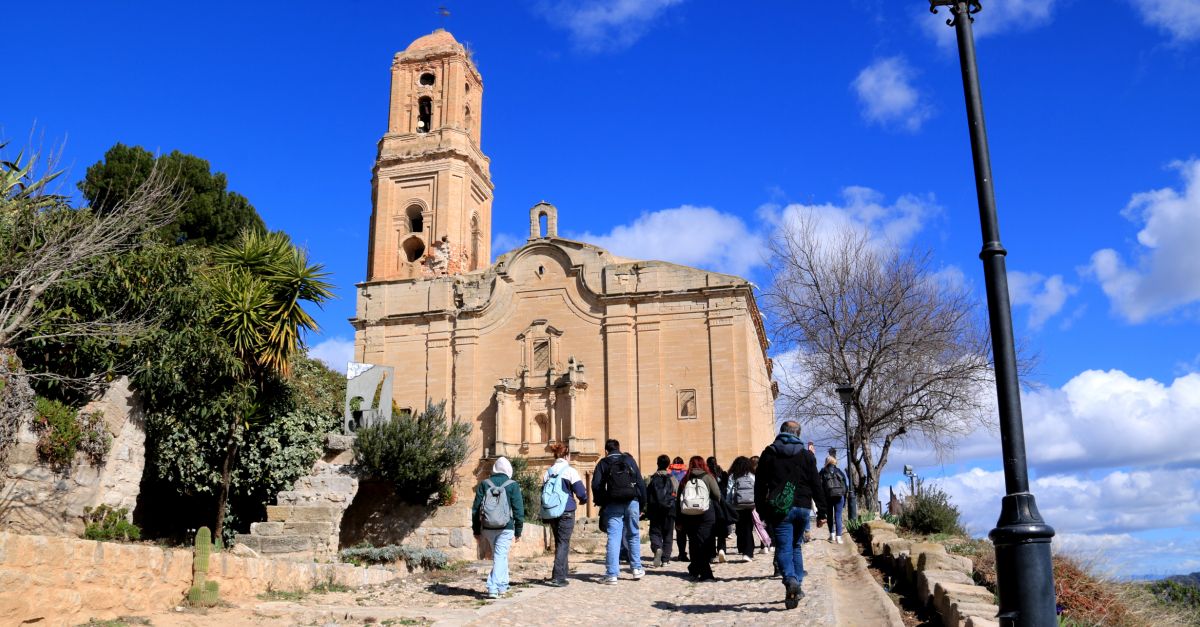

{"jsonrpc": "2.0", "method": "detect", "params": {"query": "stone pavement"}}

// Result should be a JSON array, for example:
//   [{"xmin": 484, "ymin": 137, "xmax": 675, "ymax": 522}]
[{"xmin": 141, "ymin": 535, "xmax": 901, "ymax": 626}]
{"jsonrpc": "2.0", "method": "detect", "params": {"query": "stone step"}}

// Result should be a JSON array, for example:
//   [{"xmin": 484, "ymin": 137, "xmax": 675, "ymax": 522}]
[
  {"xmin": 235, "ymin": 533, "xmax": 315, "ymax": 555},
  {"xmin": 267, "ymin": 505, "xmax": 343, "ymax": 523},
  {"xmin": 250, "ymin": 521, "xmax": 284, "ymax": 536}
]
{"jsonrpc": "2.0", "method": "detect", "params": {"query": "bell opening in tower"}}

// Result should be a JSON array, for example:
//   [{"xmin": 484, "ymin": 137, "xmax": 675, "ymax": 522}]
[{"xmin": 417, "ymin": 96, "xmax": 432, "ymax": 133}]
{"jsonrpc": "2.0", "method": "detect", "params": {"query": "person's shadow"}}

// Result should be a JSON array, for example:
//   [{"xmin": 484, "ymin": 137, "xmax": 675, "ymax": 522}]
[{"xmin": 652, "ymin": 600, "xmax": 778, "ymax": 614}]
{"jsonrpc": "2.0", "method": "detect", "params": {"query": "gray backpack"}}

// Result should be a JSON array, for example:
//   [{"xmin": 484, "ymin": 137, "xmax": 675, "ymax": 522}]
[{"xmin": 480, "ymin": 478, "xmax": 515, "ymax": 529}]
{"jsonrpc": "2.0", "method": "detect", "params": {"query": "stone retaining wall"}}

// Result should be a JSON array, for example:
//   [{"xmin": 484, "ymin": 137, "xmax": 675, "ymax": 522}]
[
  {"xmin": 0, "ymin": 531, "xmax": 398, "ymax": 627},
  {"xmin": 862, "ymin": 520, "xmax": 1000, "ymax": 627}
]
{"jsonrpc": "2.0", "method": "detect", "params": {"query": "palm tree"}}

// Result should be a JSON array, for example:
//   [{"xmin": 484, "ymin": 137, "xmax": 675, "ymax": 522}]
[{"xmin": 207, "ymin": 230, "xmax": 333, "ymax": 541}]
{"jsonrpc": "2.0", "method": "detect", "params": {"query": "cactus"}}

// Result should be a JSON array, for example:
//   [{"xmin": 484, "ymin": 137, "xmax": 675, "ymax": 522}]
[{"xmin": 187, "ymin": 526, "xmax": 220, "ymax": 607}]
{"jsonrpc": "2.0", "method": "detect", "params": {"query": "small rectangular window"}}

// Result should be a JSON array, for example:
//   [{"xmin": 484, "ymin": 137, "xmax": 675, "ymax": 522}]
[
  {"xmin": 533, "ymin": 340, "xmax": 550, "ymax": 371},
  {"xmin": 678, "ymin": 389, "xmax": 698, "ymax": 420}
]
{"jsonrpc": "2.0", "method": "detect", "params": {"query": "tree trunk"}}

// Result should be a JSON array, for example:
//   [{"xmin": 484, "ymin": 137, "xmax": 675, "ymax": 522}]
[{"xmin": 213, "ymin": 417, "xmax": 241, "ymax": 544}]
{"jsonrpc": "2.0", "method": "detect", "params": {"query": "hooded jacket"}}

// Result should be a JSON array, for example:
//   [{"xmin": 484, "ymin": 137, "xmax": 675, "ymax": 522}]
[
  {"xmin": 541, "ymin": 457, "xmax": 589, "ymax": 516},
  {"xmin": 754, "ymin": 433, "xmax": 826, "ymax": 519},
  {"xmin": 471, "ymin": 457, "xmax": 525, "ymax": 537}
]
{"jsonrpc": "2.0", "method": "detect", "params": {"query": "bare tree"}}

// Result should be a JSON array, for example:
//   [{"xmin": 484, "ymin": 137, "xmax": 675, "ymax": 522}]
[
  {"xmin": 764, "ymin": 214, "xmax": 994, "ymax": 514},
  {"xmin": 0, "ymin": 142, "xmax": 181, "ymax": 354}
]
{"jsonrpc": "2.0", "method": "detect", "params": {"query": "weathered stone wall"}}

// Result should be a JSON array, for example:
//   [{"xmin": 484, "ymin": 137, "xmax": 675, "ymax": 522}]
[
  {"xmin": 862, "ymin": 520, "xmax": 999, "ymax": 627},
  {"xmin": 0, "ymin": 377, "xmax": 145, "ymax": 536},
  {"xmin": 0, "ymin": 531, "xmax": 398, "ymax": 626}
]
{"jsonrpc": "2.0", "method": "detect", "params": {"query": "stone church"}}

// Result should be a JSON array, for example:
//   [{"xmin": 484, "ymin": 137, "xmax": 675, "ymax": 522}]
[{"xmin": 352, "ymin": 30, "xmax": 777, "ymax": 477}]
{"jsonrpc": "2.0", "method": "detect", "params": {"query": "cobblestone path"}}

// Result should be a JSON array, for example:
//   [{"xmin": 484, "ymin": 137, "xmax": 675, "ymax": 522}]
[{"xmin": 144, "ymin": 537, "xmax": 900, "ymax": 626}]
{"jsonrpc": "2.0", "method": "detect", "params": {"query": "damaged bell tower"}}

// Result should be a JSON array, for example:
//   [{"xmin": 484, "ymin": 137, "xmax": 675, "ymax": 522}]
[{"xmin": 365, "ymin": 29, "xmax": 493, "ymax": 280}]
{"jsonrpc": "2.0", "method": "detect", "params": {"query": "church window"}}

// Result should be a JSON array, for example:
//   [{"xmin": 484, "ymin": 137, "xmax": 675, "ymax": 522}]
[
  {"xmin": 419, "ymin": 72, "xmax": 435, "ymax": 86},
  {"xmin": 417, "ymin": 96, "xmax": 433, "ymax": 133},
  {"xmin": 465, "ymin": 82, "xmax": 471, "ymax": 93},
  {"xmin": 533, "ymin": 340, "xmax": 550, "ymax": 371},
  {"xmin": 539, "ymin": 212, "xmax": 548, "ymax": 238},
  {"xmin": 402, "ymin": 236, "xmax": 425, "ymax": 263},
  {"xmin": 678, "ymin": 389, "xmax": 698, "ymax": 420},
  {"xmin": 406, "ymin": 205, "xmax": 424, "ymax": 234}
]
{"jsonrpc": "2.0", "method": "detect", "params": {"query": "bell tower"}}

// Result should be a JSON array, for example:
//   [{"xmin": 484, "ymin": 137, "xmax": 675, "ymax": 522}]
[{"xmin": 366, "ymin": 29, "xmax": 493, "ymax": 280}]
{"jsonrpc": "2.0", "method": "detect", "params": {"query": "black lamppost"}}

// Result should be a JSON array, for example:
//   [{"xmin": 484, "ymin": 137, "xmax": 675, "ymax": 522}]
[
  {"xmin": 834, "ymin": 383, "xmax": 857, "ymax": 520},
  {"xmin": 928, "ymin": 2, "xmax": 1056, "ymax": 625}
]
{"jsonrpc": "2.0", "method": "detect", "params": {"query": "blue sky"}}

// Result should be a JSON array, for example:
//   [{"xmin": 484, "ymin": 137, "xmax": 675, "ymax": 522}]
[{"xmin": 5, "ymin": 0, "xmax": 1200, "ymax": 576}]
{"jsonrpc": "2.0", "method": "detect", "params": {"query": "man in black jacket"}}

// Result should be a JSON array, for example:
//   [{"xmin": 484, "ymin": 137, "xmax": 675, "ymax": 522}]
[
  {"xmin": 755, "ymin": 421, "xmax": 826, "ymax": 610},
  {"xmin": 591, "ymin": 439, "xmax": 647, "ymax": 584}
]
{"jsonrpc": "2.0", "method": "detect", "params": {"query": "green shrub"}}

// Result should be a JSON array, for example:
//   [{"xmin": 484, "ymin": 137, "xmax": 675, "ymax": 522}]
[
  {"xmin": 509, "ymin": 456, "xmax": 543, "ymax": 522},
  {"xmin": 898, "ymin": 479, "xmax": 963, "ymax": 536},
  {"xmin": 353, "ymin": 400, "xmax": 471, "ymax": 504},
  {"xmin": 31, "ymin": 397, "xmax": 111, "ymax": 468},
  {"xmin": 82, "ymin": 504, "xmax": 141, "ymax": 542},
  {"xmin": 338, "ymin": 543, "xmax": 450, "ymax": 570}
]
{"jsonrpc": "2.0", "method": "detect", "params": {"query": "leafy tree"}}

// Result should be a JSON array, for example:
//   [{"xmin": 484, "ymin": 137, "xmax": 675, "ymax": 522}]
[
  {"xmin": 79, "ymin": 143, "xmax": 263, "ymax": 247},
  {"xmin": 764, "ymin": 214, "xmax": 996, "ymax": 514},
  {"xmin": 0, "ymin": 141, "xmax": 181, "ymax": 363},
  {"xmin": 203, "ymin": 230, "xmax": 332, "ymax": 540}
]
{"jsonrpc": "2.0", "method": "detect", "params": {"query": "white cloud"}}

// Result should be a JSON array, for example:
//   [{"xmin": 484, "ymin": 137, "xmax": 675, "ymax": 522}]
[
  {"xmin": 1088, "ymin": 159, "xmax": 1200, "ymax": 323},
  {"xmin": 572, "ymin": 205, "xmax": 764, "ymax": 276},
  {"xmin": 773, "ymin": 186, "xmax": 941, "ymax": 251},
  {"xmin": 923, "ymin": 0, "xmax": 1060, "ymax": 45},
  {"xmin": 1129, "ymin": 0, "xmax": 1200, "ymax": 43},
  {"xmin": 1008, "ymin": 271, "xmax": 1078, "ymax": 330},
  {"xmin": 537, "ymin": 0, "xmax": 685, "ymax": 52},
  {"xmin": 852, "ymin": 56, "xmax": 933, "ymax": 132},
  {"xmin": 491, "ymin": 232, "xmax": 524, "ymax": 260},
  {"xmin": 308, "ymin": 336, "xmax": 355, "ymax": 374}
]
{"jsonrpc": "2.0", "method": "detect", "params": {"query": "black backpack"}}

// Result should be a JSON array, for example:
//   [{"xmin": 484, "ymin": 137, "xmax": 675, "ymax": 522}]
[
  {"xmin": 604, "ymin": 455, "xmax": 638, "ymax": 502},
  {"xmin": 822, "ymin": 467, "xmax": 846, "ymax": 497},
  {"xmin": 646, "ymin": 474, "xmax": 675, "ymax": 510}
]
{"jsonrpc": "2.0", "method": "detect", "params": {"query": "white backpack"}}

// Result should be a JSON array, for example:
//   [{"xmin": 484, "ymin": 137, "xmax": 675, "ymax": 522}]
[{"xmin": 679, "ymin": 477, "xmax": 711, "ymax": 515}]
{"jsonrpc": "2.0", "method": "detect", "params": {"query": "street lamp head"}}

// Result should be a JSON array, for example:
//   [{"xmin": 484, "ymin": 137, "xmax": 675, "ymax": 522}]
[
  {"xmin": 835, "ymin": 384, "xmax": 853, "ymax": 406},
  {"xmin": 903, "ymin": 464, "xmax": 915, "ymax": 477},
  {"xmin": 929, "ymin": 0, "xmax": 981, "ymax": 26}
]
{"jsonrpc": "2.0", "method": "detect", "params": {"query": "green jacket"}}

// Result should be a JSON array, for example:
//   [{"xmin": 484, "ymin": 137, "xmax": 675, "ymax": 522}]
[{"xmin": 471, "ymin": 473, "xmax": 525, "ymax": 537}]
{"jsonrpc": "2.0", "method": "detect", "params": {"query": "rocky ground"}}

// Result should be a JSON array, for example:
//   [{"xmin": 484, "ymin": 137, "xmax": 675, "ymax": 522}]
[{"xmin": 131, "ymin": 536, "xmax": 901, "ymax": 626}]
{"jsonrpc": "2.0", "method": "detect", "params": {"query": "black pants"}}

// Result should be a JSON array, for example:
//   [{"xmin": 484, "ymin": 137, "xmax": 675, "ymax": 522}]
[
  {"xmin": 680, "ymin": 508, "xmax": 716, "ymax": 579},
  {"xmin": 735, "ymin": 508, "xmax": 755, "ymax": 558},
  {"xmin": 647, "ymin": 507, "xmax": 674, "ymax": 562},
  {"xmin": 548, "ymin": 510, "xmax": 576, "ymax": 581},
  {"xmin": 676, "ymin": 521, "xmax": 688, "ymax": 558}
]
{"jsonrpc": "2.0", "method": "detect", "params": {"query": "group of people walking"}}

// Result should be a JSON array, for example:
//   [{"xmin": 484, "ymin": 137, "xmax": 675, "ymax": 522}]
[{"xmin": 470, "ymin": 422, "xmax": 849, "ymax": 609}]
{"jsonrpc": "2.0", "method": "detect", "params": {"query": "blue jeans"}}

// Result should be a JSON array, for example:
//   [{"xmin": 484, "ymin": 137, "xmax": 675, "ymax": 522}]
[
  {"xmin": 832, "ymin": 495, "xmax": 845, "ymax": 536},
  {"xmin": 482, "ymin": 528, "xmax": 514, "ymax": 594},
  {"xmin": 772, "ymin": 506, "xmax": 811, "ymax": 586},
  {"xmin": 601, "ymin": 500, "xmax": 643, "ymax": 576}
]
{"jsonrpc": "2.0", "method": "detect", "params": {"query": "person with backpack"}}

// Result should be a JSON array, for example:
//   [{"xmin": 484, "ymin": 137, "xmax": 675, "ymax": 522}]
[
  {"xmin": 707, "ymin": 456, "xmax": 730, "ymax": 563},
  {"xmin": 727, "ymin": 456, "xmax": 757, "ymax": 561},
  {"xmin": 668, "ymin": 456, "xmax": 689, "ymax": 561},
  {"xmin": 591, "ymin": 439, "xmax": 647, "ymax": 584},
  {"xmin": 819, "ymin": 454, "xmax": 848, "ymax": 544},
  {"xmin": 646, "ymin": 454, "xmax": 679, "ymax": 567},
  {"xmin": 471, "ymin": 456, "xmax": 524, "ymax": 599},
  {"xmin": 676, "ymin": 455, "xmax": 723, "ymax": 581},
  {"xmin": 540, "ymin": 442, "xmax": 589, "ymax": 586},
  {"xmin": 755, "ymin": 421, "xmax": 825, "ymax": 610}
]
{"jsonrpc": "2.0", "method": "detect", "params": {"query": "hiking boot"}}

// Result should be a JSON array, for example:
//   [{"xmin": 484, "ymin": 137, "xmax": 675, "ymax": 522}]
[
  {"xmin": 784, "ymin": 578, "xmax": 802, "ymax": 610},
  {"xmin": 547, "ymin": 579, "xmax": 568, "ymax": 587},
  {"xmin": 487, "ymin": 590, "xmax": 500, "ymax": 599},
  {"xmin": 632, "ymin": 568, "xmax": 646, "ymax": 580},
  {"xmin": 717, "ymin": 550, "xmax": 727, "ymax": 563},
  {"xmin": 829, "ymin": 533, "xmax": 836, "ymax": 542},
  {"xmin": 652, "ymin": 548, "xmax": 663, "ymax": 568},
  {"xmin": 603, "ymin": 575, "xmax": 619, "ymax": 585},
  {"xmin": 837, "ymin": 536, "xmax": 844, "ymax": 544}
]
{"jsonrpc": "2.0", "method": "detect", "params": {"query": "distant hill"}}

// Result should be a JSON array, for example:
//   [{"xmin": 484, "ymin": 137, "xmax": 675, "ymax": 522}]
[{"xmin": 1167, "ymin": 572, "xmax": 1200, "ymax": 589}]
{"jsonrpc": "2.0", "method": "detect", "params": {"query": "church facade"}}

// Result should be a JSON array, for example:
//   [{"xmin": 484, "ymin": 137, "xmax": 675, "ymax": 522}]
[{"xmin": 352, "ymin": 30, "xmax": 777, "ymax": 476}]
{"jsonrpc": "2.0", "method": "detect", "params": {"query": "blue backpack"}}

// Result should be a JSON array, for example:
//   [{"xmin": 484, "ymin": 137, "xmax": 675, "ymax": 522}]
[{"xmin": 540, "ymin": 465, "xmax": 570, "ymax": 519}]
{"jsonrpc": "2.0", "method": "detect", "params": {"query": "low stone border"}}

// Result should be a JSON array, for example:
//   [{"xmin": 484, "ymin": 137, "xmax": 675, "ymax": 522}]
[
  {"xmin": 0, "ymin": 531, "xmax": 399, "ymax": 626},
  {"xmin": 862, "ymin": 520, "xmax": 1000, "ymax": 627}
]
